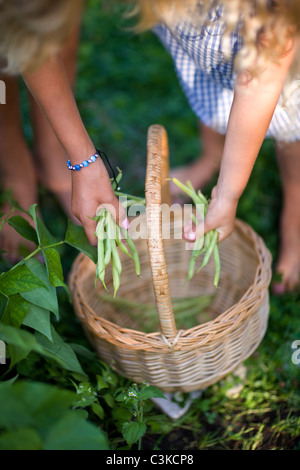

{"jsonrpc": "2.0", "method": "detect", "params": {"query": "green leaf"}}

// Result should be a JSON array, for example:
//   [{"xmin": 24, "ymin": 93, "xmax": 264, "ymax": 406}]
[
  {"xmin": 122, "ymin": 421, "xmax": 147, "ymax": 447},
  {"xmin": 35, "ymin": 326, "xmax": 86, "ymax": 377},
  {"xmin": 0, "ymin": 381, "xmax": 107, "ymax": 450},
  {"xmin": 1, "ymin": 294, "xmax": 30, "ymax": 328},
  {"xmin": 137, "ymin": 385, "xmax": 166, "ymax": 401},
  {"xmin": 7, "ymin": 215, "xmax": 39, "ymax": 245},
  {"xmin": 102, "ymin": 392, "xmax": 115, "ymax": 408},
  {"xmin": 0, "ymin": 380, "xmax": 75, "ymax": 434},
  {"xmin": 0, "ymin": 428, "xmax": 42, "ymax": 450},
  {"xmin": 22, "ymin": 304, "xmax": 53, "ymax": 341},
  {"xmin": 4, "ymin": 195, "xmax": 27, "ymax": 213},
  {"xmin": 0, "ymin": 387, "xmax": 34, "ymax": 431},
  {"xmin": 0, "ymin": 293, "xmax": 8, "ymax": 320},
  {"xmin": 43, "ymin": 247, "xmax": 70, "ymax": 296},
  {"xmin": 0, "ymin": 323, "xmax": 43, "ymax": 367},
  {"xmin": 96, "ymin": 375, "xmax": 109, "ymax": 391},
  {"xmin": 0, "ymin": 263, "xmax": 47, "ymax": 296},
  {"xmin": 28, "ymin": 204, "xmax": 57, "ymax": 247},
  {"xmin": 43, "ymin": 247, "xmax": 64, "ymax": 285},
  {"xmin": 21, "ymin": 258, "xmax": 59, "ymax": 319},
  {"xmin": 10, "ymin": 381, "xmax": 76, "ymax": 428},
  {"xmin": 91, "ymin": 403, "xmax": 105, "ymax": 420},
  {"xmin": 65, "ymin": 219, "xmax": 97, "ymax": 263},
  {"xmin": 44, "ymin": 411, "xmax": 109, "ymax": 450}
]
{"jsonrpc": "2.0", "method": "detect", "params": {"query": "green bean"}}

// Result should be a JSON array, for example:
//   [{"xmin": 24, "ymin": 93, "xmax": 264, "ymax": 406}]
[
  {"xmin": 197, "ymin": 189, "xmax": 209, "ymax": 206},
  {"xmin": 186, "ymin": 234, "xmax": 204, "ymax": 281},
  {"xmin": 94, "ymin": 201, "xmax": 141, "ymax": 295},
  {"xmin": 197, "ymin": 230, "xmax": 218, "ymax": 272},
  {"xmin": 111, "ymin": 257, "xmax": 120, "ymax": 297},
  {"xmin": 213, "ymin": 243, "xmax": 221, "ymax": 287},
  {"xmin": 112, "ymin": 242, "xmax": 122, "ymax": 278},
  {"xmin": 95, "ymin": 218, "xmax": 107, "ymax": 289},
  {"xmin": 116, "ymin": 224, "xmax": 133, "ymax": 258},
  {"xmin": 121, "ymin": 227, "xmax": 141, "ymax": 277},
  {"xmin": 168, "ymin": 178, "xmax": 199, "ymax": 205}
]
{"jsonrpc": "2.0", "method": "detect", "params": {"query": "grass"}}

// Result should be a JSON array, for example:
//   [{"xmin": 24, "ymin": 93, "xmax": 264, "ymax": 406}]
[{"xmin": 6, "ymin": 0, "xmax": 300, "ymax": 450}]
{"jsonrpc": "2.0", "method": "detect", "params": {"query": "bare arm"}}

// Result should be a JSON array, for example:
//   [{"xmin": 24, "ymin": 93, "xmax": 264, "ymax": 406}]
[
  {"xmin": 188, "ymin": 40, "xmax": 297, "ymax": 241},
  {"xmin": 23, "ymin": 54, "xmax": 126, "ymax": 244}
]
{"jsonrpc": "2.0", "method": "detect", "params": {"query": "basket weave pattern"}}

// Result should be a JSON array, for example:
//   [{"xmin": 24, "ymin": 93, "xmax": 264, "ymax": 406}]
[{"xmin": 69, "ymin": 125, "xmax": 272, "ymax": 392}]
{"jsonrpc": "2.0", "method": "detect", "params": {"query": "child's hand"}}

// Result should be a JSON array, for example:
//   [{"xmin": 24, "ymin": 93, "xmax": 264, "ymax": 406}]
[
  {"xmin": 71, "ymin": 158, "xmax": 128, "ymax": 246},
  {"xmin": 183, "ymin": 186, "xmax": 238, "ymax": 243}
]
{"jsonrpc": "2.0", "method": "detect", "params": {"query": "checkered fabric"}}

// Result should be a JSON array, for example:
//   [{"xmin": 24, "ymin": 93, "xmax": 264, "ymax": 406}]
[{"xmin": 154, "ymin": 14, "xmax": 300, "ymax": 143}]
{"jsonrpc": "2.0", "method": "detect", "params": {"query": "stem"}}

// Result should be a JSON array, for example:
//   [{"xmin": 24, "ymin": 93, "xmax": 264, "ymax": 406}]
[{"xmin": 7, "ymin": 241, "xmax": 65, "ymax": 271}]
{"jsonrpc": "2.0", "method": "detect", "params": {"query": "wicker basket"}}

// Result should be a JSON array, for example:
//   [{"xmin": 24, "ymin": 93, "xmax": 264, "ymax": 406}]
[{"xmin": 69, "ymin": 125, "xmax": 272, "ymax": 392}]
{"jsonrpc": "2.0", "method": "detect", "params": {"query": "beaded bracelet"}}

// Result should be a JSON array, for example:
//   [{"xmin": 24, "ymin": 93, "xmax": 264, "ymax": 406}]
[
  {"xmin": 67, "ymin": 151, "xmax": 99, "ymax": 171},
  {"xmin": 67, "ymin": 149, "xmax": 120, "ymax": 190}
]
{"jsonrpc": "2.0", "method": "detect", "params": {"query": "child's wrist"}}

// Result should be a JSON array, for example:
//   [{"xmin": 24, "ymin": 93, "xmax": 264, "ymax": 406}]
[{"xmin": 215, "ymin": 184, "xmax": 240, "ymax": 205}]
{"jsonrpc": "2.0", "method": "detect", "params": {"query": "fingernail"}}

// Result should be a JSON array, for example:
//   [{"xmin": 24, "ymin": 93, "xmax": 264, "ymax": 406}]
[
  {"xmin": 272, "ymin": 283, "xmax": 285, "ymax": 296},
  {"xmin": 121, "ymin": 217, "xmax": 130, "ymax": 230},
  {"xmin": 187, "ymin": 231, "xmax": 196, "ymax": 241}
]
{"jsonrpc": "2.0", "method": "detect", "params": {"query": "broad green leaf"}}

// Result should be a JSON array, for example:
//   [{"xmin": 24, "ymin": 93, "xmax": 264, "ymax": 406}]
[
  {"xmin": 112, "ymin": 406, "xmax": 132, "ymax": 424},
  {"xmin": 122, "ymin": 421, "xmax": 147, "ymax": 447},
  {"xmin": 65, "ymin": 219, "xmax": 97, "ymax": 263},
  {"xmin": 7, "ymin": 215, "xmax": 39, "ymax": 245},
  {"xmin": 43, "ymin": 247, "xmax": 64, "ymax": 286},
  {"xmin": 1, "ymin": 294, "xmax": 30, "ymax": 328},
  {"xmin": 0, "ymin": 381, "xmax": 75, "ymax": 441},
  {"xmin": 70, "ymin": 343, "xmax": 96, "ymax": 361},
  {"xmin": 35, "ymin": 326, "xmax": 86, "ymax": 377},
  {"xmin": 0, "ymin": 264, "xmax": 47, "ymax": 296},
  {"xmin": 137, "ymin": 385, "xmax": 166, "ymax": 401},
  {"xmin": 44, "ymin": 411, "xmax": 109, "ymax": 450},
  {"xmin": 0, "ymin": 392, "xmax": 34, "ymax": 430},
  {"xmin": 28, "ymin": 204, "xmax": 57, "ymax": 247},
  {"xmin": 0, "ymin": 323, "xmax": 43, "ymax": 367},
  {"xmin": 22, "ymin": 258, "xmax": 59, "ymax": 319},
  {"xmin": 42, "ymin": 247, "xmax": 69, "ymax": 296},
  {"xmin": 0, "ymin": 428, "xmax": 42, "ymax": 450},
  {"xmin": 0, "ymin": 293, "xmax": 8, "ymax": 320},
  {"xmin": 22, "ymin": 304, "xmax": 53, "ymax": 341},
  {"xmin": 10, "ymin": 381, "xmax": 76, "ymax": 429}
]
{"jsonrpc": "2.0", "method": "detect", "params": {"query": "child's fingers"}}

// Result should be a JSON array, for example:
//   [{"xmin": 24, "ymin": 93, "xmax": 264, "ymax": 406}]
[
  {"xmin": 97, "ymin": 197, "xmax": 129, "ymax": 232},
  {"xmin": 82, "ymin": 215, "xmax": 98, "ymax": 246}
]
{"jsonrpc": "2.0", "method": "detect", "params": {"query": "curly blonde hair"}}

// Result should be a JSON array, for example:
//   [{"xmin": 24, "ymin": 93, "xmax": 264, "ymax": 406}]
[
  {"xmin": 123, "ymin": 0, "xmax": 300, "ymax": 72},
  {"xmin": 122, "ymin": 0, "xmax": 300, "ymax": 109},
  {"xmin": 0, "ymin": 0, "xmax": 83, "ymax": 75}
]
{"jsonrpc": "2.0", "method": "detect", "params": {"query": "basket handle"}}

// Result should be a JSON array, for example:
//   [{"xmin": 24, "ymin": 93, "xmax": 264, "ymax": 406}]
[{"xmin": 145, "ymin": 125, "xmax": 177, "ymax": 340}]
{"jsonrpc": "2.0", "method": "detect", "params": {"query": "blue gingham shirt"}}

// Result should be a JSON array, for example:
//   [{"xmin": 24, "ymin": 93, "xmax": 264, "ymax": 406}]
[{"xmin": 154, "ymin": 13, "xmax": 300, "ymax": 142}]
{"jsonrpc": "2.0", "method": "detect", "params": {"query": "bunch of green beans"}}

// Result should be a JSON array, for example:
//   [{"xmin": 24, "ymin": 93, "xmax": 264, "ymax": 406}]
[
  {"xmin": 95, "ymin": 207, "xmax": 141, "ymax": 297},
  {"xmin": 168, "ymin": 177, "xmax": 221, "ymax": 288}
]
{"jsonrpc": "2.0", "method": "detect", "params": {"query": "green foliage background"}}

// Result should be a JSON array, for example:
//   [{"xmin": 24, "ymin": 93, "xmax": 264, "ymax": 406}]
[{"xmin": 0, "ymin": 0, "xmax": 299, "ymax": 450}]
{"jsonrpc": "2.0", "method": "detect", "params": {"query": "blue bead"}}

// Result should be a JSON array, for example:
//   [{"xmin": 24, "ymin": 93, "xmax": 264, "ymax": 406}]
[
  {"xmin": 75, "ymin": 165, "xmax": 81, "ymax": 171},
  {"xmin": 67, "ymin": 160, "xmax": 71, "ymax": 166},
  {"xmin": 82, "ymin": 160, "xmax": 89, "ymax": 167},
  {"xmin": 90, "ymin": 155, "xmax": 96, "ymax": 162}
]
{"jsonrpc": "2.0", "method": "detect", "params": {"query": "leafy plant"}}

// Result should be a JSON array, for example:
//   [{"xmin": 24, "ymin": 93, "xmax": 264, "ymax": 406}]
[
  {"xmin": 115, "ymin": 382, "xmax": 166, "ymax": 449},
  {"xmin": 0, "ymin": 378, "xmax": 109, "ymax": 450}
]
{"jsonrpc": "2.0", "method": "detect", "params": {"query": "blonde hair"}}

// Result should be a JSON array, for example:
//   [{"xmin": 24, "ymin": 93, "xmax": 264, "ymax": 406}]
[
  {"xmin": 0, "ymin": 0, "xmax": 83, "ymax": 75},
  {"xmin": 124, "ymin": 1, "xmax": 300, "ymax": 71},
  {"xmin": 123, "ymin": 0, "xmax": 300, "ymax": 109}
]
